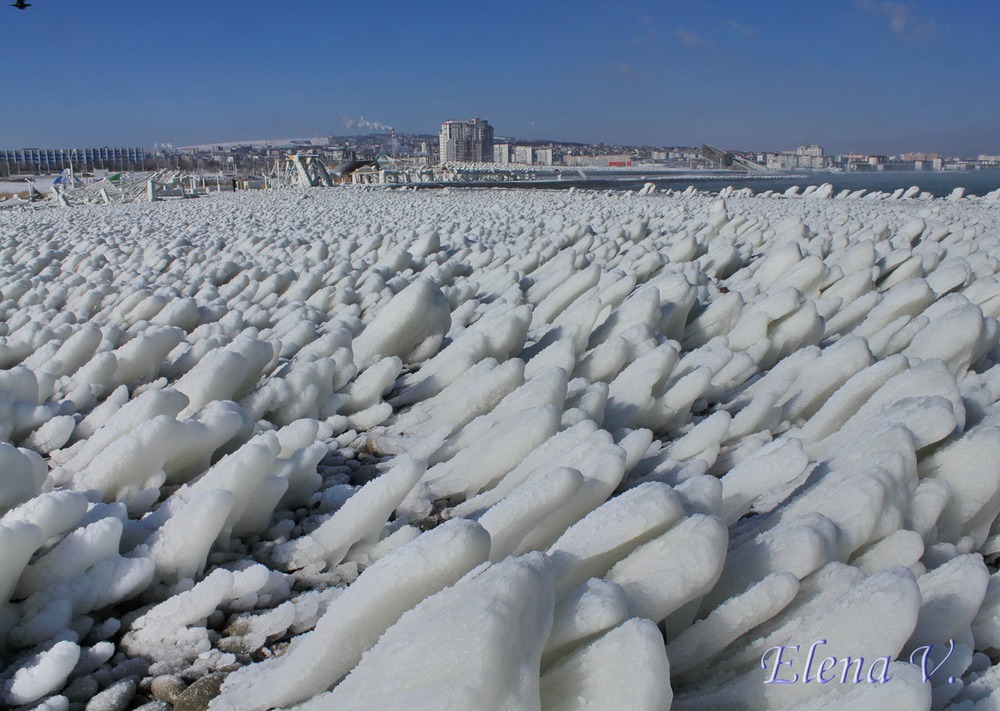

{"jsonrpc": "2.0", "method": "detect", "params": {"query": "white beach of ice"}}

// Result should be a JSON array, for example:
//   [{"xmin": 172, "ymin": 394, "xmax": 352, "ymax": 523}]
[{"xmin": 1, "ymin": 182, "xmax": 1000, "ymax": 709}]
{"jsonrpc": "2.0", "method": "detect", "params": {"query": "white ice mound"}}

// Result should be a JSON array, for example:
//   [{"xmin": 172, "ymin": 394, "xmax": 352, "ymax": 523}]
[
  {"xmin": 606, "ymin": 513, "xmax": 728, "ymax": 623},
  {"xmin": 210, "ymin": 519, "xmax": 490, "ymax": 710},
  {"xmin": 292, "ymin": 552, "xmax": 554, "ymax": 711},
  {"xmin": 351, "ymin": 277, "xmax": 451, "ymax": 369},
  {"xmin": 540, "ymin": 618, "xmax": 672, "ymax": 711},
  {"xmin": 273, "ymin": 454, "xmax": 426, "ymax": 570},
  {"xmin": 4, "ymin": 639, "xmax": 80, "ymax": 706}
]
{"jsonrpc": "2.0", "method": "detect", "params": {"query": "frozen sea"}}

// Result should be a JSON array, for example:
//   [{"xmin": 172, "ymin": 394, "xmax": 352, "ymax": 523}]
[{"xmin": 1, "ymin": 184, "xmax": 1000, "ymax": 709}]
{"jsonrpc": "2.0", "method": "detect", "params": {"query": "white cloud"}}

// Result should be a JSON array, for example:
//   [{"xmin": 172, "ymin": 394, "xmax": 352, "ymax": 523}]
[
  {"xmin": 675, "ymin": 29, "xmax": 712, "ymax": 49},
  {"xmin": 633, "ymin": 16, "xmax": 657, "ymax": 45},
  {"xmin": 857, "ymin": 0, "xmax": 937, "ymax": 41},
  {"xmin": 727, "ymin": 20, "xmax": 756, "ymax": 38},
  {"xmin": 601, "ymin": 62, "xmax": 646, "ymax": 80}
]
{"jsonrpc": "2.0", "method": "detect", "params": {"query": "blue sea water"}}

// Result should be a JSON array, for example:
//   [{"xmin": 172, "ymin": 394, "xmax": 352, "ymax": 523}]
[
  {"xmin": 544, "ymin": 169, "xmax": 1000, "ymax": 199},
  {"xmin": 637, "ymin": 170, "xmax": 1000, "ymax": 197}
]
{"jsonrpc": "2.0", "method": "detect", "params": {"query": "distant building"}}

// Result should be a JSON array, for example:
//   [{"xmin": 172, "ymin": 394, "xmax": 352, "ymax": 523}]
[
  {"xmin": 1, "ymin": 146, "xmax": 147, "ymax": 173},
  {"xmin": 796, "ymin": 145, "xmax": 824, "ymax": 169},
  {"xmin": 494, "ymin": 143, "xmax": 511, "ymax": 164},
  {"xmin": 513, "ymin": 145, "xmax": 534, "ymax": 165},
  {"xmin": 439, "ymin": 118, "xmax": 494, "ymax": 163},
  {"xmin": 534, "ymin": 148, "xmax": 553, "ymax": 166},
  {"xmin": 766, "ymin": 151, "xmax": 797, "ymax": 171},
  {"xmin": 323, "ymin": 147, "xmax": 356, "ymax": 163},
  {"xmin": 561, "ymin": 154, "xmax": 632, "ymax": 167},
  {"xmin": 766, "ymin": 145, "xmax": 824, "ymax": 170}
]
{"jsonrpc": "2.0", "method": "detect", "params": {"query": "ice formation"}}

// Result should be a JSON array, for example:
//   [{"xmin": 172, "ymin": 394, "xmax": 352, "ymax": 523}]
[{"xmin": 1, "ymin": 182, "xmax": 1000, "ymax": 709}]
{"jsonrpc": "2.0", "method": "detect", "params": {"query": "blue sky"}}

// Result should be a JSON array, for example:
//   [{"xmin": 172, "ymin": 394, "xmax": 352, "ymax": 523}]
[{"xmin": 1, "ymin": 1, "xmax": 997, "ymax": 155}]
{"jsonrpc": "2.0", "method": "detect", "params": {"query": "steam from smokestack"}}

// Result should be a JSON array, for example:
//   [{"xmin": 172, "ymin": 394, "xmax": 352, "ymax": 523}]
[
  {"xmin": 342, "ymin": 117, "xmax": 406, "ymax": 156},
  {"xmin": 343, "ymin": 116, "xmax": 393, "ymax": 132}
]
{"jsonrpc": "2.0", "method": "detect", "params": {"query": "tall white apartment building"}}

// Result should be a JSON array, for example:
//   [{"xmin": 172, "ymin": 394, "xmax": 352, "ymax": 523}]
[
  {"xmin": 439, "ymin": 118, "xmax": 494, "ymax": 163},
  {"xmin": 534, "ymin": 148, "xmax": 553, "ymax": 166},
  {"xmin": 494, "ymin": 143, "xmax": 511, "ymax": 164},
  {"xmin": 513, "ymin": 145, "xmax": 534, "ymax": 165},
  {"xmin": 796, "ymin": 144, "xmax": 825, "ymax": 169}
]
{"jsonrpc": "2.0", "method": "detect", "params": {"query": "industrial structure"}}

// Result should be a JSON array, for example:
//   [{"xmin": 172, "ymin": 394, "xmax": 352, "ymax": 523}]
[
  {"xmin": 700, "ymin": 144, "xmax": 767, "ymax": 171},
  {"xmin": 48, "ymin": 169, "xmax": 222, "ymax": 206}
]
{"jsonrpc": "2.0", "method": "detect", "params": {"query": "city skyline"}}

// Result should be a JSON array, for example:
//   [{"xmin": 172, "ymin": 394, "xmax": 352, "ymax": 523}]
[{"xmin": 2, "ymin": 1, "xmax": 998, "ymax": 156}]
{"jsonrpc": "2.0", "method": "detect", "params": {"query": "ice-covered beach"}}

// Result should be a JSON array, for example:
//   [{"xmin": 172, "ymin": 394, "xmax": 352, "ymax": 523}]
[{"xmin": 2, "ymin": 183, "xmax": 1000, "ymax": 710}]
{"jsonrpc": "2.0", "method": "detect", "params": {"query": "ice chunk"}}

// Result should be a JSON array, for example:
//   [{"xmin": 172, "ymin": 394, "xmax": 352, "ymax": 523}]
[
  {"xmin": 351, "ymin": 278, "xmax": 451, "ymax": 369},
  {"xmin": 676, "ymin": 475, "xmax": 723, "ymax": 517},
  {"xmin": 856, "ymin": 279, "xmax": 935, "ymax": 338},
  {"xmin": 794, "ymin": 355, "xmax": 908, "ymax": 445},
  {"xmin": 123, "ymin": 568, "xmax": 235, "ymax": 663},
  {"xmin": 16, "ymin": 554, "xmax": 154, "ymax": 647},
  {"xmin": 0, "ymin": 521, "xmax": 44, "ymax": 603},
  {"xmin": 702, "ymin": 513, "xmax": 839, "ymax": 612},
  {"xmin": 427, "ymin": 366, "xmax": 567, "ymax": 465},
  {"xmin": 0, "ymin": 490, "xmax": 88, "ymax": 543},
  {"xmin": 147, "ymin": 489, "xmax": 235, "ymax": 582},
  {"xmin": 718, "ymin": 437, "xmax": 810, "ymax": 524},
  {"xmin": 175, "ymin": 433, "xmax": 281, "ymax": 543},
  {"xmin": 340, "ymin": 356, "xmax": 402, "ymax": 414},
  {"xmin": 793, "ymin": 662, "xmax": 931, "ymax": 711},
  {"xmin": 972, "ymin": 573, "xmax": 1000, "ymax": 650},
  {"xmin": 16, "ymin": 516, "xmax": 124, "ymax": 598},
  {"xmin": 540, "ymin": 619, "xmax": 672, "ymax": 711},
  {"xmin": 904, "ymin": 554, "xmax": 989, "ymax": 683},
  {"xmin": 5, "ymin": 639, "xmax": 80, "ymax": 706},
  {"xmin": 920, "ymin": 425, "xmax": 1000, "ymax": 547},
  {"xmin": 850, "ymin": 529, "xmax": 925, "ymax": 574},
  {"xmin": 769, "ymin": 566, "xmax": 922, "ymax": 706},
  {"xmin": 903, "ymin": 301, "xmax": 989, "ymax": 377},
  {"xmin": 906, "ymin": 477, "xmax": 951, "ymax": 544},
  {"xmin": 62, "ymin": 388, "xmax": 188, "ymax": 474},
  {"xmin": 547, "ymin": 482, "xmax": 685, "ymax": 595},
  {"xmin": 477, "ymin": 466, "xmax": 584, "ymax": 562},
  {"xmin": 22, "ymin": 415, "xmax": 75, "ymax": 454},
  {"xmin": 606, "ymin": 514, "xmax": 727, "ymax": 622},
  {"xmin": 274, "ymin": 455, "xmax": 426, "ymax": 569},
  {"xmin": 449, "ymin": 419, "xmax": 600, "ymax": 518},
  {"xmin": 667, "ymin": 572, "xmax": 799, "ymax": 678},
  {"xmin": 666, "ymin": 410, "xmax": 730, "ymax": 463},
  {"xmin": 212, "ymin": 519, "xmax": 490, "ymax": 711},
  {"xmin": 542, "ymin": 578, "xmax": 630, "ymax": 667},
  {"xmin": 808, "ymin": 395, "xmax": 959, "ymax": 462},
  {"xmin": 424, "ymin": 405, "xmax": 561, "ymax": 500},
  {"xmin": 603, "ymin": 343, "xmax": 678, "ymax": 431},
  {"xmin": 780, "ymin": 336, "xmax": 873, "ymax": 422},
  {"xmin": 111, "ymin": 326, "xmax": 184, "ymax": 385},
  {"xmin": 0, "ymin": 442, "xmax": 45, "ymax": 514},
  {"xmin": 293, "ymin": 553, "xmax": 554, "ymax": 711},
  {"xmin": 531, "ymin": 263, "xmax": 600, "ymax": 328},
  {"xmin": 513, "ymin": 441, "xmax": 628, "ymax": 553}
]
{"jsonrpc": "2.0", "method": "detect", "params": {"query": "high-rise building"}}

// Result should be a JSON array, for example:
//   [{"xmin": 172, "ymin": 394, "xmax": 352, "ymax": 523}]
[{"xmin": 439, "ymin": 118, "xmax": 494, "ymax": 163}]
